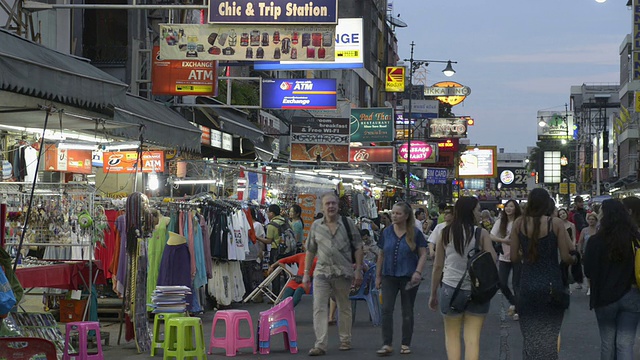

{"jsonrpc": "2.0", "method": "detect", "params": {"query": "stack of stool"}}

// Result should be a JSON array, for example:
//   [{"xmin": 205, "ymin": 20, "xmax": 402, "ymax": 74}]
[
  {"xmin": 209, "ymin": 309, "xmax": 256, "ymax": 356},
  {"xmin": 163, "ymin": 317, "xmax": 206, "ymax": 360},
  {"xmin": 151, "ymin": 313, "xmax": 184, "ymax": 356},
  {"xmin": 258, "ymin": 297, "xmax": 298, "ymax": 354},
  {"xmin": 63, "ymin": 321, "xmax": 104, "ymax": 360}
]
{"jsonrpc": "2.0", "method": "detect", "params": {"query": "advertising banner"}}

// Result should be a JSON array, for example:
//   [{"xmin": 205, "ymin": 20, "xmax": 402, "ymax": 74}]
[
  {"xmin": 103, "ymin": 151, "xmax": 165, "ymax": 174},
  {"xmin": 255, "ymin": 18, "xmax": 363, "ymax": 70},
  {"xmin": 152, "ymin": 46, "xmax": 217, "ymax": 96},
  {"xmin": 428, "ymin": 118, "xmax": 468, "ymax": 138},
  {"xmin": 45, "ymin": 146, "xmax": 92, "ymax": 174},
  {"xmin": 211, "ymin": 129, "xmax": 222, "ymax": 148},
  {"xmin": 262, "ymin": 79, "xmax": 336, "ymax": 109},
  {"xmin": 160, "ymin": 23, "xmax": 336, "ymax": 62},
  {"xmin": 397, "ymin": 141, "xmax": 437, "ymax": 164},
  {"xmin": 350, "ymin": 108, "xmax": 394, "ymax": 142},
  {"xmin": 402, "ymin": 99, "xmax": 438, "ymax": 119},
  {"xmin": 497, "ymin": 167, "xmax": 529, "ymax": 188},
  {"xmin": 457, "ymin": 146, "xmax": 497, "ymax": 178},
  {"xmin": 425, "ymin": 168, "xmax": 448, "ymax": 185},
  {"xmin": 290, "ymin": 116, "xmax": 349, "ymax": 162},
  {"xmin": 297, "ymin": 194, "xmax": 317, "ymax": 240},
  {"xmin": 385, "ymin": 67, "xmax": 405, "ymax": 92},
  {"xmin": 537, "ymin": 110, "xmax": 574, "ymax": 140},
  {"xmin": 290, "ymin": 143, "xmax": 349, "ymax": 162},
  {"xmin": 209, "ymin": 0, "xmax": 338, "ymax": 24},
  {"xmin": 349, "ymin": 146, "xmax": 394, "ymax": 163}
]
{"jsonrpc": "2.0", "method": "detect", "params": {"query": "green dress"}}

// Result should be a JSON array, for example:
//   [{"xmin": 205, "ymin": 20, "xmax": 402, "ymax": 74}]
[{"xmin": 146, "ymin": 216, "xmax": 170, "ymax": 311}]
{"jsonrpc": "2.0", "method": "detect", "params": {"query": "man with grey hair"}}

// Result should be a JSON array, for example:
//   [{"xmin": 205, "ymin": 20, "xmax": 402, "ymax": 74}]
[{"xmin": 303, "ymin": 191, "xmax": 364, "ymax": 356}]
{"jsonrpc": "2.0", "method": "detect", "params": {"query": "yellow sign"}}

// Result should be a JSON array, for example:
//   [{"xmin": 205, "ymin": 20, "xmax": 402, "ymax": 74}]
[
  {"xmin": 636, "ymin": 92, "xmax": 640, "ymax": 113},
  {"xmin": 336, "ymin": 50, "xmax": 360, "ymax": 58},
  {"xmin": 385, "ymin": 66, "xmax": 405, "ymax": 92},
  {"xmin": 570, "ymin": 183, "xmax": 577, "ymax": 194},
  {"xmin": 429, "ymin": 81, "xmax": 470, "ymax": 106},
  {"xmin": 559, "ymin": 183, "xmax": 568, "ymax": 194}
]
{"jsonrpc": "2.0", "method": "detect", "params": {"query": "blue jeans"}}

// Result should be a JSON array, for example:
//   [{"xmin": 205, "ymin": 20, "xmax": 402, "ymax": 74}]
[{"xmin": 594, "ymin": 287, "xmax": 640, "ymax": 360}]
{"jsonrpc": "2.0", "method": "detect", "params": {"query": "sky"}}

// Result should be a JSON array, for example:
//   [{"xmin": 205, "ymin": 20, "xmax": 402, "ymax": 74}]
[{"xmin": 390, "ymin": 0, "xmax": 630, "ymax": 153}]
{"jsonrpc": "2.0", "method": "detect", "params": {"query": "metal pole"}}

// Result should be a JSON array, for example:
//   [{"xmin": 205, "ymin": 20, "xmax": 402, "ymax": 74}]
[
  {"xmin": 405, "ymin": 42, "xmax": 415, "ymax": 202},
  {"xmin": 596, "ymin": 130, "xmax": 601, "ymax": 196}
]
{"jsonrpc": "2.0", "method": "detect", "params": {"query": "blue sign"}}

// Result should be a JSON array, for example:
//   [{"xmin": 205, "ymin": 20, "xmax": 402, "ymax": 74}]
[
  {"xmin": 426, "ymin": 168, "xmax": 448, "ymax": 185},
  {"xmin": 209, "ymin": 0, "xmax": 338, "ymax": 24},
  {"xmin": 262, "ymin": 79, "xmax": 337, "ymax": 109}
]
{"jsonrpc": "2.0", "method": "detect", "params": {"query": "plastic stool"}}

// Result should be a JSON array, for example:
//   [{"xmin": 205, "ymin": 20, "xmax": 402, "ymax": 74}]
[
  {"xmin": 63, "ymin": 321, "xmax": 104, "ymax": 360},
  {"xmin": 209, "ymin": 309, "xmax": 256, "ymax": 356},
  {"xmin": 151, "ymin": 313, "xmax": 185, "ymax": 356},
  {"xmin": 0, "ymin": 337, "xmax": 57, "ymax": 360},
  {"xmin": 163, "ymin": 317, "xmax": 206, "ymax": 360},
  {"xmin": 258, "ymin": 297, "xmax": 298, "ymax": 354}
]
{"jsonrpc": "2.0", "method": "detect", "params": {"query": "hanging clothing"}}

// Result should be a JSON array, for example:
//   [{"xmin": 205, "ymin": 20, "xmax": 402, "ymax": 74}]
[
  {"xmin": 157, "ymin": 243, "xmax": 193, "ymax": 306},
  {"xmin": 95, "ymin": 209, "xmax": 118, "ymax": 279},
  {"xmin": 147, "ymin": 216, "xmax": 170, "ymax": 311},
  {"xmin": 200, "ymin": 215, "xmax": 213, "ymax": 279},
  {"xmin": 115, "ymin": 215, "xmax": 128, "ymax": 296},
  {"xmin": 24, "ymin": 145, "xmax": 38, "ymax": 183}
]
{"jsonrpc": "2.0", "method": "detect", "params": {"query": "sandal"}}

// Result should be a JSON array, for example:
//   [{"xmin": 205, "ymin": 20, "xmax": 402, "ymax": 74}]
[
  {"xmin": 376, "ymin": 345, "xmax": 393, "ymax": 356},
  {"xmin": 400, "ymin": 345, "xmax": 411, "ymax": 354}
]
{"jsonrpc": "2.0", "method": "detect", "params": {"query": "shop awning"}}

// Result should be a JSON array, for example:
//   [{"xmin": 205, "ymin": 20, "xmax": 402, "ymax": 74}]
[
  {"xmin": 0, "ymin": 29, "xmax": 127, "ymax": 108},
  {"xmin": 109, "ymin": 94, "xmax": 202, "ymax": 153}
]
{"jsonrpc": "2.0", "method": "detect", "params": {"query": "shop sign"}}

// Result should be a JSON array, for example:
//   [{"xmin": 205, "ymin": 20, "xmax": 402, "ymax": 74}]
[
  {"xmin": 425, "ymin": 81, "xmax": 471, "ymax": 106},
  {"xmin": 385, "ymin": 67, "xmax": 405, "ymax": 92},
  {"xmin": 262, "ymin": 79, "xmax": 336, "ymax": 109},
  {"xmin": 255, "ymin": 18, "xmax": 363, "ymax": 70},
  {"xmin": 350, "ymin": 108, "xmax": 394, "ymax": 143},
  {"xmin": 211, "ymin": 129, "xmax": 222, "ymax": 148},
  {"xmin": 222, "ymin": 133, "xmax": 233, "ymax": 151},
  {"xmin": 151, "ymin": 46, "xmax": 217, "ymax": 96},
  {"xmin": 437, "ymin": 138, "xmax": 459, "ymax": 152},
  {"xmin": 190, "ymin": 123, "xmax": 211, "ymax": 145},
  {"xmin": 634, "ymin": 1, "xmax": 640, "ymax": 80},
  {"xmin": 457, "ymin": 146, "xmax": 497, "ymax": 178},
  {"xmin": 425, "ymin": 168, "xmax": 448, "ymax": 185},
  {"xmin": 498, "ymin": 167, "xmax": 528, "ymax": 188},
  {"xmin": 402, "ymin": 99, "xmax": 438, "ymax": 119},
  {"xmin": 428, "ymin": 118, "xmax": 468, "ymax": 138},
  {"xmin": 160, "ymin": 23, "xmax": 336, "ymax": 62},
  {"xmin": 297, "ymin": 194, "xmax": 317, "ymax": 239},
  {"xmin": 291, "ymin": 116, "xmax": 349, "ymax": 144},
  {"xmin": 44, "ymin": 146, "xmax": 92, "ymax": 174},
  {"xmin": 397, "ymin": 141, "xmax": 437, "ymax": 164},
  {"xmin": 349, "ymin": 146, "xmax": 394, "ymax": 164},
  {"xmin": 290, "ymin": 143, "xmax": 348, "ymax": 162},
  {"xmin": 92, "ymin": 151, "xmax": 103, "ymax": 168},
  {"xmin": 103, "ymin": 151, "xmax": 165, "ymax": 174},
  {"xmin": 537, "ymin": 110, "xmax": 574, "ymax": 140},
  {"xmin": 209, "ymin": 0, "xmax": 338, "ymax": 24}
]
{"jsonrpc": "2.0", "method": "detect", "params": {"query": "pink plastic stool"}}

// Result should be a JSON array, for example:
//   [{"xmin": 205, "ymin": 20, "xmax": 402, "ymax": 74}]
[
  {"xmin": 209, "ymin": 309, "xmax": 256, "ymax": 356},
  {"xmin": 258, "ymin": 296, "xmax": 298, "ymax": 354},
  {"xmin": 63, "ymin": 321, "xmax": 104, "ymax": 360}
]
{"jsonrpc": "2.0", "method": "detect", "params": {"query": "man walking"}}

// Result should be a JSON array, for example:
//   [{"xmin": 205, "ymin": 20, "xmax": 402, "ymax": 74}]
[
  {"xmin": 303, "ymin": 192, "xmax": 364, "ymax": 356},
  {"xmin": 569, "ymin": 195, "xmax": 588, "ymax": 242}
]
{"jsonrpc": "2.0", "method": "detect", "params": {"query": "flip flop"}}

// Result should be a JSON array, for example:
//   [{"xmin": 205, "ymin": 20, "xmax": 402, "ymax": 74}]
[{"xmin": 400, "ymin": 345, "xmax": 411, "ymax": 354}]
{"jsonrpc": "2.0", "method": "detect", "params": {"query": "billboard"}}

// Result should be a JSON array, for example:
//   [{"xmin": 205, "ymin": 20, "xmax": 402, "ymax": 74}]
[
  {"xmin": 103, "ymin": 151, "xmax": 165, "ymax": 174},
  {"xmin": 402, "ymin": 99, "xmax": 438, "ymax": 119},
  {"xmin": 349, "ymin": 146, "xmax": 394, "ymax": 163},
  {"xmin": 497, "ymin": 167, "xmax": 529, "ymax": 188},
  {"xmin": 290, "ymin": 143, "xmax": 349, "ymax": 162},
  {"xmin": 290, "ymin": 116, "xmax": 349, "ymax": 162},
  {"xmin": 151, "ymin": 46, "xmax": 217, "ymax": 96},
  {"xmin": 457, "ymin": 146, "xmax": 497, "ymax": 178},
  {"xmin": 262, "ymin": 79, "xmax": 337, "ymax": 109},
  {"xmin": 397, "ymin": 141, "xmax": 437, "ymax": 164},
  {"xmin": 385, "ymin": 67, "xmax": 405, "ymax": 92},
  {"xmin": 537, "ymin": 110, "xmax": 575, "ymax": 140},
  {"xmin": 160, "ymin": 23, "xmax": 336, "ymax": 62},
  {"xmin": 428, "ymin": 118, "xmax": 468, "ymax": 138},
  {"xmin": 254, "ymin": 18, "xmax": 363, "ymax": 70},
  {"xmin": 425, "ymin": 168, "xmax": 448, "ymax": 185},
  {"xmin": 349, "ymin": 108, "xmax": 394, "ymax": 143},
  {"xmin": 208, "ymin": 0, "xmax": 338, "ymax": 24},
  {"xmin": 44, "ymin": 146, "xmax": 92, "ymax": 174}
]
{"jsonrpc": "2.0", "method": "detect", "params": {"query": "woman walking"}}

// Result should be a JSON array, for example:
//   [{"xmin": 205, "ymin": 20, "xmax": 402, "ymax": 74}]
[
  {"xmin": 510, "ymin": 188, "xmax": 575, "ymax": 359},
  {"xmin": 428, "ymin": 196, "xmax": 497, "ymax": 360},
  {"xmin": 375, "ymin": 202, "xmax": 428, "ymax": 356},
  {"xmin": 557, "ymin": 208, "xmax": 577, "ymax": 246},
  {"xmin": 578, "ymin": 212, "xmax": 598, "ymax": 295},
  {"xmin": 490, "ymin": 199, "xmax": 522, "ymax": 320},
  {"xmin": 584, "ymin": 199, "xmax": 640, "ymax": 360},
  {"xmin": 289, "ymin": 204, "xmax": 305, "ymax": 251}
]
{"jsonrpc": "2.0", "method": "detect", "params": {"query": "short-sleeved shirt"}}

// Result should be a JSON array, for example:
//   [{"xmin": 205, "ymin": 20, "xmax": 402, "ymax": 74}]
[
  {"xmin": 306, "ymin": 216, "xmax": 362, "ymax": 279},
  {"xmin": 266, "ymin": 216, "xmax": 285, "ymax": 245},
  {"xmin": 378, "ymin": 226, "xmax": 428, "ymax": 278},
  {"xmin": 490, "ymin": 218, "xmax": 512, "ymax": 262},
  {"xmin": 278, "ymin": 253, "xmax": 318, "ymax": 293},
  {"xmin": 291, "ymin": 219, "xmax": 304, "ymax": 244},
  {"xmin": 428, "ymin": 222, "xmax": 447, "ymax": 245}
]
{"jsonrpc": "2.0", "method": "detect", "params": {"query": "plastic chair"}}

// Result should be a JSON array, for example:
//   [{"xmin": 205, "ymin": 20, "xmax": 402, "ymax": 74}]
[
  {"xmin": 243, "ymin": 265, "xmax": 292, "ymax": 304},
  {"xmin": 151, "ymin": 312, "xmax": 185, "ymax": 356},
  {"xmin": 0, "ymin": 337, "xmax": 57, "ymax": 360},
  {"xmin": 350, "ymin": 264, "xmax": 381, "ymax": 326},
  {"xmin": 163, "ymin": 317, "xmax": 206, "ymax": 360},
  {"xmin": 63, "ymin": 321, "xmax": 104, "ymax": 360},
  {"xmin": 208, "ymin": 309, "xmax": 256, "ymax": 356},
  {"xmin": 258, "ymin": 296, "xmax": 298, "ymax": 354}
]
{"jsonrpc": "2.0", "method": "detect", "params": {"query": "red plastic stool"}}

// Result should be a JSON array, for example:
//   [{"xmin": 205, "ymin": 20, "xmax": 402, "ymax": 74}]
[{"xmin": 0, "ymin": 337, "xmax": 57, "ymax": 360}]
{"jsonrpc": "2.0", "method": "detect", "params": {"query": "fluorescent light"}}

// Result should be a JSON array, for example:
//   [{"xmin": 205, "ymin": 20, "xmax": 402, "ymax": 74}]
[
  {"xmin": 173, "ymin": 179, "xmax": 216, "ymax": 185},
  {"xmin": 104, "ymin": 143, "xmax": 140, "ymax": 151},
  {"xmin": 339, "ymin": 174, "xmax": 373, "ymax": 180},
  {"xmin": 58, "ymin": 143, "xmax": 97, "ymax": 150}
]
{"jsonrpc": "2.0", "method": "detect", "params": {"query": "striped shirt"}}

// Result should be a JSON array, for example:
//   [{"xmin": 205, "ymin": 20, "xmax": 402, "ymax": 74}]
[{"xmin": 306, "ymin": 216, "xmax": 362, "ymax": 279}]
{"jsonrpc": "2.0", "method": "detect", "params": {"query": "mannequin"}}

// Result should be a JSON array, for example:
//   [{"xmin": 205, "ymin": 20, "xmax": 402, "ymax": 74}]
[{"xmin": 167, "ymin": 231, "xmax": 187, "ymax": 245}]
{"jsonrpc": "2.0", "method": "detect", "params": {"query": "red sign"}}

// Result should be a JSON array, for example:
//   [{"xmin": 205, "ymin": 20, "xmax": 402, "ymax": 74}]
[
  {"xmin": 44, "ymin": 146, "xmax": 92, "ymax": 174},
  {"xmin": 437, "ymin": 138, "xmax": 459, "ymax": 152},
  {"xmin": 103, "ymin": 151, "xmax": 165, "ymax": 174},
  {"xmin": 200, "ymin": 125, "xmax": 211, "ymax": 145},
  {"xmin": 290, "ymin": 144, "xmax": 349, "ymax": 163},
  {"xmin": 152, "ymin": 46, "xmax": 218, "ymax": 96},
  {"xmin": 349, "ymin": 146, "xmax": 394, "ymax": 163}
]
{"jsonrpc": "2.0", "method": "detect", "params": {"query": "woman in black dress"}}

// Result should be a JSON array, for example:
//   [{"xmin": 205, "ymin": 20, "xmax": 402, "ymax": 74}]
[{"xmin": 509, "ymin": 188, "xmax": 576, "ymax": 359}]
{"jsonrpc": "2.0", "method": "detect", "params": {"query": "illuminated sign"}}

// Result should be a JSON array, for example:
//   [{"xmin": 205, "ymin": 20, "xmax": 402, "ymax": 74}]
[
  {"xmin": 397, "ymin": 141, "xmax": 437, "ymax": 164},
  {"xmin": 262, "ymin": 79, "xmax": 337, "ymax": 109},
  {"xmin": 498, "ymin": 167, "xmax": 528, "ymax": 188},
  {"xmin": 151, "ymin": 46, "xmax": 217, "ymax": 96},
  {"xmin": 457, "ymin": 146, "xmax": 497, "ymax": 178},
  {"xmin": 424, "ymin": 81, "xmax": 471, "ymax": 106},
  {"xmin": 385, "ymin": 67, "xmax": 405, "ymax": 92},
  {"xmin": 429, "ymin": 118, "xmax": 468, "ymax": 138},
  {"xmin": 350, "ymin": 108, "xmax": 394, "ymax": 142},
  {"xmin": 349, "ymin": 146, "xmax": 395, "ymax": 163},
  {"xmin": 103, "ymin": 151, "xmax": 165, "ymax": 174},
  {"xmin": 437, "ymin": 138, "xmax": 459, "ymax": 152},
  {"xmin": 208, "ymin": 0, "xmax": 338, "ymax": 24},
  {"xmin": 537, "ymin": 110, "xmax": 574, "ymax": 140}
]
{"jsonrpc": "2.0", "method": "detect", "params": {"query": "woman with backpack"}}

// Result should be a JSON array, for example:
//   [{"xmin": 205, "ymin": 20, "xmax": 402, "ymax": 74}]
[
  {"xmin": 289, "ymin": 204, "xmax": 305, "ymax": 252},
  {"xmin": 509, "ymin": 188, "xmax": 575, "ymax": 359},
  {"xmin": 585, "ymin": 199, "xmax": 640, "ymax": 360},
  {"xmin": 428, "ymin": 196, "xmax": 497, "ymax": 360}
]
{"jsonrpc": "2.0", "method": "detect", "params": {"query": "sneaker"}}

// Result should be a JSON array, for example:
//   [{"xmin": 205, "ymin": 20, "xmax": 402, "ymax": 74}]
[
  {"xmin": 513, "ymin": 313, "xmax": 519, "ymax": 321},
  {"xmin": 586, "ymin": 288, "xmax": 591, "ymax": 296},
  {"xmin": 507, "ymin": 305, "xmax": 516, "ymax": 316},
  {"xmin": 308, "ymin": 348, "xmax": 326, "ymax": 356},
  {"xmin": 339, "ymin": 342, "xmax": 351, "ymax": 351}
]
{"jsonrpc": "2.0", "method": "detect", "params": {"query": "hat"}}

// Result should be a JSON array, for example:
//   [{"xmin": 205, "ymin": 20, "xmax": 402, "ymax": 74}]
[{"xmin": 167, "ymin": 231, "xmax": 187, "ymax": 245}]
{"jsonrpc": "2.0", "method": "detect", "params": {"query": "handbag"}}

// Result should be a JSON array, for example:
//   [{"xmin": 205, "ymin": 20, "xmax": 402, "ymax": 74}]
[
  {"xmin": 0, "ymin": 265, "xmax": 16, "ymax": 316},
  {"xmin": 549, "ymin": 283, "xmax": 570, "ymax": 310}
]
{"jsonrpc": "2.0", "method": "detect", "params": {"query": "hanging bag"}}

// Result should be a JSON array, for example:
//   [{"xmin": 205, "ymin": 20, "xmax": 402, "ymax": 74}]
[{"xmin": 0, "ymin": 265, "xmax": 16, "ymax": 316}]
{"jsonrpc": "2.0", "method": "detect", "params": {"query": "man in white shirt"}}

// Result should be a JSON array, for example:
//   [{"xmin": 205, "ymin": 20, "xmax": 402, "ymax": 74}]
[
  {"xmin": 427, "ymin": 206, "xmax": 454, "ymax": 259},
  {"xmin": 414, "ymin": 208, "xmax": 426, "ymax": 235}
]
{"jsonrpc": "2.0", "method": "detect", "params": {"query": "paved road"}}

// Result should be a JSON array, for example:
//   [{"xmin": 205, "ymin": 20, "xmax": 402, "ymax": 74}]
[{"xmin": 98, "ymin": 263, "xmax": 638, "ymax": 359}]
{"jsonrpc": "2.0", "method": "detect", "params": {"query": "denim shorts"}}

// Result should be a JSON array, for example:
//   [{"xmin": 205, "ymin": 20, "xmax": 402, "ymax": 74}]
[{"xmin": 439, "ymin": 283, "xmax": 491, "ymax": 316}]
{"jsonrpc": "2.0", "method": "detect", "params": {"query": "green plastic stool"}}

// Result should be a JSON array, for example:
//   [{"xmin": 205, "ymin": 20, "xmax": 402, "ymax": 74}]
[
  {"xmin": 163, "ymin": 317, "xmax": 206, "ymax": 360},
  {"xmin": 151, "ymin": 313, "xmax": 185, "ymax": 356}
]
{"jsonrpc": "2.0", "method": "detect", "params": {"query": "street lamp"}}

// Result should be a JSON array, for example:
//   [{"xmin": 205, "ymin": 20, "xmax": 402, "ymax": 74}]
[{"xmin": 404, "ymin": 41, "xmax": 457, "ymax": 202}]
